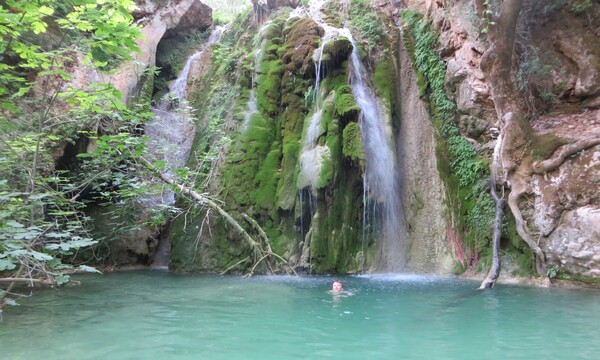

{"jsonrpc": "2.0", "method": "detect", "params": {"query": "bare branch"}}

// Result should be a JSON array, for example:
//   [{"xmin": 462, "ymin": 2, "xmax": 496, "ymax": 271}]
[{"xmin": 0, "ymin": 278, "xmax": 55, "ymax": 286}]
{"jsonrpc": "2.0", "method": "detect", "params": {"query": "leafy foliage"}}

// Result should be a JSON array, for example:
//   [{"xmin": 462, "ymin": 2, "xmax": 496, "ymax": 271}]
[
  {"xmin": 0, "ymin": 0, "xmax": 142, "ymax": 309},
  {"xmin": 348, "ymin": 0, "xmax": 384, "ymax": 52}
]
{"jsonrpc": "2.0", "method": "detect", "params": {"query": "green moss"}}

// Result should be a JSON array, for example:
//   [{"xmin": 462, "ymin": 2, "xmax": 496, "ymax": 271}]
[
  {"xmin": 175, "ymin": 8, "xmax": 375, "ymax": 274},
  {"xmin": 342, "ymin": 122, "xmax": 365, "ymax": 161},
  {"xmin": 221, "ymin": 112, "xmax": 275, "ymax": 207},
  {"xmin": 373, "ymin": 58, "xmax": 396, "ymax": 106},
  {"xmin": 335, "ymin": 92, "xmax": 361, "ymax": 119},
  {"xmin": 309, "ymin": 168, "xmax": 365, "ymax": 273},
  {"xmin": 254, "ymin": 147, "xmax": 282, "ymax": 209},
  {"xmin": 322, "ymin": 37, "xmax": 353, "ymax": 68},
  {"xmin": 257, "ymin": 59, "xmax": 283, "ymax": 115},
  {"xmin": 317, "ymin": 152, "xmax": 334, "ymax": 188},
  {"xmin": 276, "ymin": 137, "xmax": 300, "ymax": 210}
]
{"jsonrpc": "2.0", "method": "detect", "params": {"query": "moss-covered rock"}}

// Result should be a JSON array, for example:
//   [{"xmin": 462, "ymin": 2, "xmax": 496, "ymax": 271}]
[
  {"xmin": 322, "ymin": 36, "xmax": 353, "ymax": 70},
  {"xmin": 282, "ymin": 17, "xmax": 323, "ymax": 76},
  {"xmin": 334, "ymin": 85, "xmax": 361, "ymax": 120},
  {"xmin": 342, "ymin": 122, "xmax": 365, "ymax": 161},
  {"xmin": 168, "ymin": 7, "xmax": 394, "ymax": 275}
]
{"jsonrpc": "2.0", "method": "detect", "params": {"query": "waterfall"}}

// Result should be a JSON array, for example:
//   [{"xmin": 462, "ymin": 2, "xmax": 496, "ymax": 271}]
[
  {"xmin": 297, "ymin": 40, "xmax": 331, "ymax": 193},
  {"xmin": 241, "ymin": 48, "xmax": 261, "ymax": 131},
  {"xmin": 345, "ymin": 31, "xmax": 405, "ymax": 271},
  {"xmin": 167, "ymin": 26, "xmax": 227, "ymax": 102},
  {"xmin": 312, "ymin": 45, "xmax": 325, "ymax": 105},
  {"xmin": 294, "ymin": 1, "xmax": 405, "ymax": 271},
  {"xmin": 148, "ymin": 26, "xmax": 227, "ymax": 269}
]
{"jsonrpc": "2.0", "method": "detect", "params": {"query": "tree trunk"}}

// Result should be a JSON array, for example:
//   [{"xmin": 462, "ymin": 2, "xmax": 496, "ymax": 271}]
[{"xmin": 477, "ymin": 0, "xmax": 547, "ymax": 285}]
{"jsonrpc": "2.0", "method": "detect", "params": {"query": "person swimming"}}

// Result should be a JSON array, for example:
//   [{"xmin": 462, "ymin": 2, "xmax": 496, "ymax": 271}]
[
  {"xmin": 328, "ymin": 280, "xmax": 353, "ymax": 296},
  {"xmin": 331, "ymin": 280, "xmax": 344, "ymax": 292}
]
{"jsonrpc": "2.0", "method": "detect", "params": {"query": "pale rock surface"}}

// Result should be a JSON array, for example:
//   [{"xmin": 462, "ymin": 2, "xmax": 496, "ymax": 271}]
[{"xmin": 68, "ymin": 0, "xmax": 212, "ymax": 105}]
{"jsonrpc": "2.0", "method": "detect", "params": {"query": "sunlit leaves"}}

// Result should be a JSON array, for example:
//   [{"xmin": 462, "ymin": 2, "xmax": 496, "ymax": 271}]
[{"xmin": 1, "ymin": 0, "xmax": 141, "ymax": 101}]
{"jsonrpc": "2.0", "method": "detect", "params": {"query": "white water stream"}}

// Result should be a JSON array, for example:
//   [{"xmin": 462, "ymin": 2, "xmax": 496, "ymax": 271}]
[
  {"xmin": 345, "ymin": 31, "xmax": 405, "ymax": 271},
  {"xmin": 148, "ymin": 26, "xmax": 226, "ymax": 269},
  {"xmin": 294, "ymin": 1, "xmax": 405, "ymax": 271}
]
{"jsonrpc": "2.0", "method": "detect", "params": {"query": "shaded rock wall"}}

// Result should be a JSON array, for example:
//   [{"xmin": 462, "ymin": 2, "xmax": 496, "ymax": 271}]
[{"xmin": 396, "ymin": 30, "xmax": 454, "ymax": 274}]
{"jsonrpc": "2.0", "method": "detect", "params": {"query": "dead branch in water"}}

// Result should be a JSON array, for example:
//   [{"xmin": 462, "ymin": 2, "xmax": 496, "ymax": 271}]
[{"xmin": 138, "ymin": 156, "xmax": 296, "ymax": 276}]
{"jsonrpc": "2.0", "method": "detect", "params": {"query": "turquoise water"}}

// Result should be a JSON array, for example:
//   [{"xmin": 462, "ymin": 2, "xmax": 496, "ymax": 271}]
[{"xmin": 1, "ymin": 272, "xmax": 599, "ymax": 359}]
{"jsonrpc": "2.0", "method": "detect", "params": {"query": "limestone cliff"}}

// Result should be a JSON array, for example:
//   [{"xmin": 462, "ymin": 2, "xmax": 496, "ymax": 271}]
[
  {"xmin": 395, "ymin": 0, "xmax": 600, "ymax": 280},
  {"xmin": 53, "ymin": 0, "xmax": 599, "ymax": 281}
]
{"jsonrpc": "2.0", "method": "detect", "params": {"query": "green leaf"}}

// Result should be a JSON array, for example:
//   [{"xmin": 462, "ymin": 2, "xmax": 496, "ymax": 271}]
[
  {"xmin": 29, "ymin": 250, "xmax": 53, "ymax": 261},
  {"xmin": 31, "ymin": 21, "xmax": 47, "ymax": 34},
  {"xmin": 55, "ymin": 274, "xmax": 70, "ymax": 285},
  {"xmin": 3, "ymin": 220, "xmax": 24, "ymax": 228},
  {"xmin": 44, "ymin": 238, "xmax": 97, "ymax": 251},
  {"xmin": 78, "ymin": 265, "xmax": 102, "ymax": 274},
  {"xmin": 0, "ymin": 258, "xmax": 17, "ymax": 271}
]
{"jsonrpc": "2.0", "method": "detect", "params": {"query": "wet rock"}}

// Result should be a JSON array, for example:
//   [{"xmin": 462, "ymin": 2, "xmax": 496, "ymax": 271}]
[
  {"xmin": 321, "ymin": 36, "xmax": 353, "ymax": 70},
  {"xmin": 282, "ymin": 17, "xmax": 323, "ymax": 76}
]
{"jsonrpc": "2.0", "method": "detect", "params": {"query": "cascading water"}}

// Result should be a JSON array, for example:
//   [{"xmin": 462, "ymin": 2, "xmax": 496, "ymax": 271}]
[
  {"xmin": 241, "ymin": 48, "xmax": 261, "ymax": 131},
  {"xmin": 345, "ymin": 32, "xmax": 405, "ymax": 271},
  {"xmin": 148, "ymin": 26, "xmax": 227, "ymax": 269},
  {"xmin": 293, "ymin": 1, "xmax": 405, "ymax": 271},
  {"xmin": 166, "ymin": 26, "xmax": 228, "ymax": 102},
  {"xmin": 295, "ymin": 31, "xmax": 333, "ymax": 272}
]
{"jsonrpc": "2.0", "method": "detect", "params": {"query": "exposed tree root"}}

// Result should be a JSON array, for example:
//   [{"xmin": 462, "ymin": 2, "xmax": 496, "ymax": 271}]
[
  {"xmin": 479, "ymin": 182, "xmax": 504, "ymax": 289},
  {"xmin": 139, "ymin": 156, "xmax": 296, "ymax": 276},
  {"xmin": 220, "ymin": 257, "xmax": 250, "ymax": 275},
  {"xmin": 473, "ymin": 0, "xmax": 552, "ymax": 285},
  {"xmin": 507, "ymin": 186, "xmax": 546, "ymax": 275},
  {"xmin": 532, "ymin": 138, "xmax": 600, "ymax": 174}
]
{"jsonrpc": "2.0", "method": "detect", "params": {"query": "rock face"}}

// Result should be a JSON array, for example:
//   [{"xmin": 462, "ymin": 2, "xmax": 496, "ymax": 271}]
[
  {"xmin": 396, "ymin": 31, "xmax": 454, "ymax": 274},
  {"xmin": 163, "ymin": 0, "xmax": 213, "ymax": 38},
  {"xmin": 266, "ymin": 0, "xmax": 300, "ymax": 9},
  {"xmin": 415, "ymin": 1, "xmax": 600, "ymax": 279},
  {"xmin": 75, "ymin": 0, "xmax": 213, "ymax": 104},
  {"xmin": 531, "ymin": 111, "xmax": 600, "ymax": 277}
]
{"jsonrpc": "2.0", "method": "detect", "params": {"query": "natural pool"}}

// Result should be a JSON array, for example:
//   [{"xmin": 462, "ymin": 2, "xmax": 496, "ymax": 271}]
[{"xmin": 1, "ymin": 272, "xmax": 599, "ymax": 359}]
